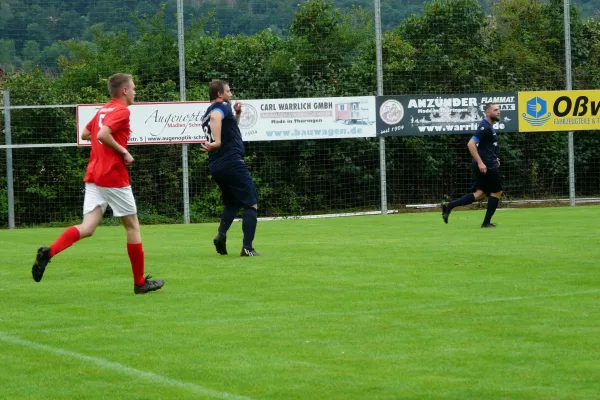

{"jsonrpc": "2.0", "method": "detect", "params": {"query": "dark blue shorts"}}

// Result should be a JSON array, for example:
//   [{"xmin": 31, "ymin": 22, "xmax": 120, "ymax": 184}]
[
  {"xmin": 211, "ymin": 164, "xmax": 258, "ymax": 208},
  {"xmin": 472, "ymin": 163, "xmax": 503, "ymax": 195}
]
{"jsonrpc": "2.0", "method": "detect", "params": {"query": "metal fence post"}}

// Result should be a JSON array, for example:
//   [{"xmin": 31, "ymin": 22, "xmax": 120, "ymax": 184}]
[
  {"xmin": 177, "ymin": 0, "xmax": 191, "ymax": 224},
  {"xmin": 564, "ymin": 0, "xmax": 575, "ymax": 206},
  {"xmin": 374, "ymin": 0, "xmax": 387, "ymax": 214},
  {"xmin": 3, "ymin": 90, "xmax": 15, "ymax": 228}
]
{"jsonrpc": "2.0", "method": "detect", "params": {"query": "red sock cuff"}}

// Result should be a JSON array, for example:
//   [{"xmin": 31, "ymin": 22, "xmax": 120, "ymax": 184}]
[{"xmin": 127, "ymin": 242, "xmax": 143, "ymax": 253}]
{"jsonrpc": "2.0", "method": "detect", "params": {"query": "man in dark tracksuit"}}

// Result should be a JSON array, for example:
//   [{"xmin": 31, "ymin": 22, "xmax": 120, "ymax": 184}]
[
  {"xmin": 442, "ymin": 103, "xmax": 503, "ymax": 228},
  {"xmin": 200, "ymin": 80, "xmax": 260, "ymax": 256}
]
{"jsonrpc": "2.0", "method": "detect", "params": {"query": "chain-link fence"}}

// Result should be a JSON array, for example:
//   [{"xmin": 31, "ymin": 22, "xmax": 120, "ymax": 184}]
[{"xmin": 2, "ymin": 0, "xmax": 600, "ymax": 228}]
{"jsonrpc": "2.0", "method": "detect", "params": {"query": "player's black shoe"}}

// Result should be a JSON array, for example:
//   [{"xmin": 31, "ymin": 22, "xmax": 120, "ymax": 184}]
[
  {"xmin": 481, "ymin": 222, "xmax": 497, "ymax": 228},
  {"xmin": 134, "ymin": 275, "xmax": 165, "ymax": 294},
  {"xmin": 213, "ymin": 232, "xmax": 228, "ymax": 255},
  {"xmin": 32, "ymin": 247, "xmax": 51, "ymax": 282},
  {"xmin": 441, "ymin": 203, "xmax": 450, "ymax": 224},
  {"xmin": 240, "ymin": 247, "xmax": 261, "ymax": 257}
]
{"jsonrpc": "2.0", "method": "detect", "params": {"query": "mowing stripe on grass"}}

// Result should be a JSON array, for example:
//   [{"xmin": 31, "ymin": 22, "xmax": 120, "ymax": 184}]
[
  {"xmin": 5, "ymin": 289, "xmax": 600, "ymax": 335},
  {"xmin": 0, "ymin": 331, "xmax": 252, "ymax": 400},
  {"xmin": 471, "ymin": 289, "xmax": 600, "ymax": 304}
]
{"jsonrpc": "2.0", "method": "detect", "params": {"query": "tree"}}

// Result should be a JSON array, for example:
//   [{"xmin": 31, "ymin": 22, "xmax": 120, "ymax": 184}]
[
  {"xmin": 21, "ymin": 40, "xmax": 41, "ymax": 72},
  {"xmin": 271, "ymin": 0, "xmax": 375, "ymax": 97},
  {"xmin": 22, "ymin": 40, "xmax": 41, "ymax": 62},
  {"xmin": 484, "ymin": 0, "xmax": 564, "ymax": 91},
  {"xmin": 396, "ymin": 0, "xmax": 489, "ymax": 93},
  {"xmin": 573, "ymin": 18, "xmax": 600, "ymax": 89},
  {"xmin": 0, "ymin": 39, "xmax": 17, "ymax": 72}
]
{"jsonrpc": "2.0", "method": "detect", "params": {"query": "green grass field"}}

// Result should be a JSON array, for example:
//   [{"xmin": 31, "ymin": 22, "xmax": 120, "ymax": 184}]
[{"xmin": 1, "ymin": 206, "xmax": 599, "ymax": 400}]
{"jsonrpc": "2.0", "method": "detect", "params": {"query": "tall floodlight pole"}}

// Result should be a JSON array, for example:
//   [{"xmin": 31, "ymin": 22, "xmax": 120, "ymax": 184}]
[
  {"xmin": 564, "ymin": 0, "xmax": 575, "ymax": 206},
  {"xmin": 374, "ymin": 0, "xmax": 387, "ymax": 214}
]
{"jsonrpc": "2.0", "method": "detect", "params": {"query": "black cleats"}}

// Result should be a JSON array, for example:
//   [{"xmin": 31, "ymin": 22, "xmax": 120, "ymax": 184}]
[
  {"xmin": 441, "ymin": 203, "xmax": 450, "ymax": 224},
  {"xmin": 481, "ymin": 223, "xmax": 497, "ymax": 228},
  {"xmin": 240, "ymin": 247, "xmax": 261, "ymax": 257},
  {"xmin": 134, "ymin": 275, "xmax": 165, "ymax": 294},
  {"xmin": 32, "ymin": 247, "xmax": 51, "ymax": 282},
  {"xmin": 213, "ymin": 232, "xmax": 228, "ymax": 255}
]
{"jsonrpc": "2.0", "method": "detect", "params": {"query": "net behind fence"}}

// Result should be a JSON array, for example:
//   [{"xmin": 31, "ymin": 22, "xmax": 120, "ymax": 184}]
[
  {"xmin": 1, "ymin": 122, "xmax": 383, "ymax": 227},
  {"xmin": 4, "ymin": 120, "xmax": 600, "ymax": 228},
  {"xmin": 384, "ymin": 131, "xmax": 599, "ymax": 208},
  {"xmin": 2, "ymin": 0, "xmax": 600, "ymax": 228}
]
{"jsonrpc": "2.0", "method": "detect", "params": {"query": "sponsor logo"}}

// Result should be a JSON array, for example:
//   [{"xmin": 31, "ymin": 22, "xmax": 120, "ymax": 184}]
[
  {"xmin": 523, "ymin": 96, "xmax": 551, "ymax": 126},
  {"xmin": 239, "ymin": 104, "xmax": 258, "ymax": 129},
  {"xmin": 379, "ymin": 99, "xmax": 404, "ymax": 125}
]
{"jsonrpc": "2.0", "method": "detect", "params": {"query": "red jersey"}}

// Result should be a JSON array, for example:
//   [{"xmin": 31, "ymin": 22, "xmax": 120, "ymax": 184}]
[{"xmin": 83, "ymin": 99, "xmax": 131, "ymax": 188}]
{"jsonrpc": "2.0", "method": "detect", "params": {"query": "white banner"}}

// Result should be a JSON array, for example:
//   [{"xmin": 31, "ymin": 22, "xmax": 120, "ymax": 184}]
[
  {"xmin": 77, "ymin": 102, "xmax": 211, "ymax": 146},
  {"xmin": 76, "ymin": 96, "xmax": 376, "ymax": 145},
  {"xmin": 237, "ymin": 96, "xmax": 376, "ymax": 140}
]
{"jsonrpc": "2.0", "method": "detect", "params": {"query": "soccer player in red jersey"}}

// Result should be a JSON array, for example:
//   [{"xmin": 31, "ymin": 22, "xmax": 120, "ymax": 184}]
[{"xmin": 31, "ymin": 73, "xmax": 164, "ymax": 294}]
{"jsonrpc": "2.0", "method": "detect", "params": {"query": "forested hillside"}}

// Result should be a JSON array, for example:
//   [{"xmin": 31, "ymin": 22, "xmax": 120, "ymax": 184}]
[{"xmin": 1, "ymin": 0, "xmax": 600, "ymax": 72}]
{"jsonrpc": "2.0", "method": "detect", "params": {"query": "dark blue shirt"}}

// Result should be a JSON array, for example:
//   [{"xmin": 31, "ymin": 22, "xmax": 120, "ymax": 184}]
[
  {"xmin": 472, "ymin": 118, "xmax": 499, "ymax": 169},
  {"xmin": 201, "ymin": 101, "xmax": 245, "ymax": 172}
]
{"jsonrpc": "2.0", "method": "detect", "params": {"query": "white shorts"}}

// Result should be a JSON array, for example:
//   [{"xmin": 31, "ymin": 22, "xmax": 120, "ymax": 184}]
[{"xmin": 83, "ymin": 183, "xmax": 137, "ymax": 217}]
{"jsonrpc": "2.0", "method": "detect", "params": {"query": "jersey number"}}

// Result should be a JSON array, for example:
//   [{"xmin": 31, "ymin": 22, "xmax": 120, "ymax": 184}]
[
  {"xmin": 97, "ymin": 113, "xmax": 106, "ymax": 145},
  {"xmin": 203, "ymin": 125, "xmax": 214, "ymax": 143}
]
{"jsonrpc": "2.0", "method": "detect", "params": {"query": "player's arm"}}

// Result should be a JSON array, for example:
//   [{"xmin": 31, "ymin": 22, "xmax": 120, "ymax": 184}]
[
  {"xmin": 81, "ymin": 128, "xmax": 91, "ymax": 141},
  {"xmin": 467, "ymin": 137, "xmax": 487, "ymax": 174},
  {"xmin": 82, "ymin": 119, "xmax": 94, "ymax": 141},
  {"xmin": 496, "ymin": 145, "xmax": 500, "ymax": 167},
  {"xmin": 97, "ymin": 126, "xmax": 134, "ymax": 165},
  {"xmin": 200, "ymin": 110, "xmax": 223, "ymax": 152},
  {"xmin": 233, "ymin": 101, "xmax": 242, "ymax": 123}
]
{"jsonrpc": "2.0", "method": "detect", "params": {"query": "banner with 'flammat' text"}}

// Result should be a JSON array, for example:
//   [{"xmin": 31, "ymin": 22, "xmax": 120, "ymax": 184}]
[{"xmin": 376, "ymin": 92, "xmax": 518, "ymax": 136}]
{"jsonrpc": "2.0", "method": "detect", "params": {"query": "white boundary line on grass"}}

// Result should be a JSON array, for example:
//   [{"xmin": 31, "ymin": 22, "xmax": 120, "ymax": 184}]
[
  {"xmin": 407, "ymin": 198, "xmax": 600, "ymax": 209},
  {"xmin": 0, "ymin": 332, "xmax": 252, "ymax": 400},
  {"xmin": 252, "ymin": 209, "xmax": 399, "ymax": 222}
]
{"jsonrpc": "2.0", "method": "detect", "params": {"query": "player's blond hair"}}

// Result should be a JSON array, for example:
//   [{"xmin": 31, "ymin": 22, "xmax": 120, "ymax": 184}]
[{"xmin": 108, "ymin": 73, "xmax": 133, "ymax": 98}]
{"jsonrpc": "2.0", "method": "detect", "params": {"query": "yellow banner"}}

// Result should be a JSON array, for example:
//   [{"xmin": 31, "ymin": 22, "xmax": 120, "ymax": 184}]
[{"xmin": 518, "ymin": 90, "xmax": 600, "ymax": 132}]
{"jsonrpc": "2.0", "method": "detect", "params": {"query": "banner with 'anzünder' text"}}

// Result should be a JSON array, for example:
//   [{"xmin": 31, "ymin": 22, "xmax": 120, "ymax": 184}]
[{"xmin": 376, "ymin": 93, "xmax": 518, "ymax": 136}]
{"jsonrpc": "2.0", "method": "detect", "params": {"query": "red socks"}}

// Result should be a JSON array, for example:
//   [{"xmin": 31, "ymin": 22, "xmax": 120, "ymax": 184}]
[
  {"xmin": 49, "ymin": 226, "xmax": 81, "ymax": 257},
  {"xmin": 127, "ymin": 243, "xmax": 145, "ymax": 286},
  {"xmin": 49, "ymin": 229, "xmax": 146, "ymax": 286}
]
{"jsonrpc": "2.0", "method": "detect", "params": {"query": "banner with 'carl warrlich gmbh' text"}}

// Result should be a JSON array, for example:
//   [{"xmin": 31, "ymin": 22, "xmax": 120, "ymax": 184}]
[
  {"xmin": 237, "ymin": 96, "xmax": 376, "ymax": 140},
  {"xmin": 76, "ymin": 96, "xmax": 376, "ymax": 145}
]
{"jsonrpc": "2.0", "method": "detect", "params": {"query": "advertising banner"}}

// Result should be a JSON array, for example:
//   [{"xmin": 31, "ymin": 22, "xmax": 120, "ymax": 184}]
[
  {"xmin": 238, "ymin": 96, "xmax": 376, "ymax": 140},
  {"xmin": 518, "ymin": 90, "xmax": 600, "ymax": 132},
  {"xmin": 77, "ymin": 96, "xmax": 376, "ymax": 145},
  {"xmin": 77, "ymin": 102, "xmax": 211, "ymax": 145},
  {"xmin": 376, "ymin": 92, "xmax": 518, "ymax": 136}
]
